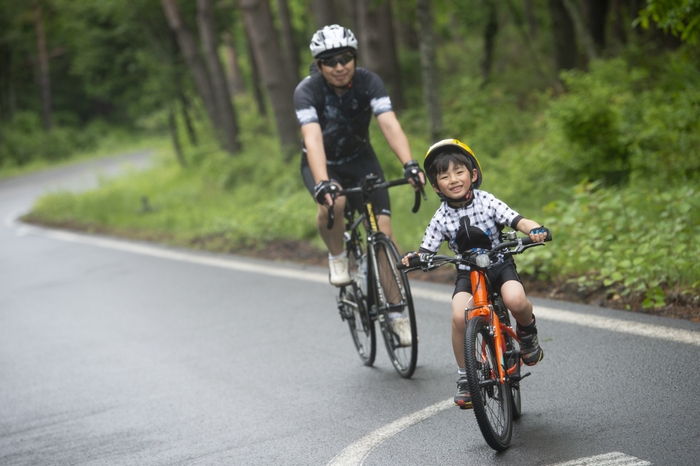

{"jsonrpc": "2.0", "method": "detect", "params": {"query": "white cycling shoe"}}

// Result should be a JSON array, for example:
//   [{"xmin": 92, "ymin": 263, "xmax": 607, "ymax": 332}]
[{"xmin": 329, "ymin": 256, "xmax": 351, "ymax": 286}]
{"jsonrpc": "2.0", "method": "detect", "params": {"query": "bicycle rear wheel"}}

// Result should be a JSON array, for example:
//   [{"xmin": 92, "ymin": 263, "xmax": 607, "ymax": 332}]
[
  {"xmin": 339, "ymin": 232, "xmax": 376, "ymax": 366},
  {"xmin": 338, "ymin": 283, "xmax": 376, "ymax": 365},
  {"xmin": 464, "ymin": 315, "xmax": 513, "ymax": 451},
  {"xmin": 370, "ymin": 233, "xmax": 418, "ymax": 378}
]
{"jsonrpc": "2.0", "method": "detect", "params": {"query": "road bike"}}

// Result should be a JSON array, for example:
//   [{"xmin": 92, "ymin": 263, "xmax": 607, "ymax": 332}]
[
  {"xmin": 328, "ymin": 174, "xmax": 425, "ymax": 378},
  {"xmin": 399, "ymin": 231, "xmax": 551, "ymax": 449}
]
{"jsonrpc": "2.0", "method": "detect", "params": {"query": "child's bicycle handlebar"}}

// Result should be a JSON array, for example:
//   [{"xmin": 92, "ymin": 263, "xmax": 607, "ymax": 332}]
[
  {"xmin": 397, "ymin": 231, "xmax": 552, "ymax": 272},
  {"xmin": 326, "ymin": 175, "xmax": 427, "ymax": 230}
]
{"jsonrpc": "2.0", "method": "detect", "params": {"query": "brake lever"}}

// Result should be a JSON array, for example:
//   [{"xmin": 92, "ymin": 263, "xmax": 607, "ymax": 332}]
[{"xmin": 512, "ymin": 241, "xmax": 545, "ymax": 254}]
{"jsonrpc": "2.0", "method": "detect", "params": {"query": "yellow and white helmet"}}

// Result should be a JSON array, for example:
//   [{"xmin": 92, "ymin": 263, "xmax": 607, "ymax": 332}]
[{"xmin": 423, "ymin": 138, "xmax": 483, "ymax": 189}]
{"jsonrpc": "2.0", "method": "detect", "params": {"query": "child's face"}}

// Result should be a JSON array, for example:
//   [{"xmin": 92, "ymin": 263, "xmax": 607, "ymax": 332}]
[{"xmin": 433, "ymin": 161, "xmax": 478, "ymax": 201}]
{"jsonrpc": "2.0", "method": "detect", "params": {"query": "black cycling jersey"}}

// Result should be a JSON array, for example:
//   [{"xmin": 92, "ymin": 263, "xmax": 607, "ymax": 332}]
[{"xmin": 293, "ymin": 67, "xmax": 393, "ymax": 165}]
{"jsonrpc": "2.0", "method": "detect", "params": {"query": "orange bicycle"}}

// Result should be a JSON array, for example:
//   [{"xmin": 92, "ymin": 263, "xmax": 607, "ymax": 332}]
[{"xmin": 399, "ymin": 231, "xmax": 551, "ymax": 450}]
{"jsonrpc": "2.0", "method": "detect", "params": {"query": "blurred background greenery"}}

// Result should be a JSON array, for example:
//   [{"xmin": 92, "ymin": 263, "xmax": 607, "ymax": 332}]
[{"xmin": 3, "ymin": 0, "xmax": 699, "ymax": 314}]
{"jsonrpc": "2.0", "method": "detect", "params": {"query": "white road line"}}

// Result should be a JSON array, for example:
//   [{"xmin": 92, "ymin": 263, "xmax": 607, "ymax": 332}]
[
  {"xmin": 326, "ymin": 399, "xmax": 453, "ymax": 466},
  {"xmin": 548, "ymin": 451, "xmax": 651, "ymax": 465},
  {"xmin": 25, "ymin": 226, "xmax": 329, "ymax": 284}
]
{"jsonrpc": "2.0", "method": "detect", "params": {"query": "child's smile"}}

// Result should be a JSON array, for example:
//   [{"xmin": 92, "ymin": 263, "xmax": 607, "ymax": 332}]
[{"xmin": 434, "ymin": 161, "xmax": 478, "ymax": 201}]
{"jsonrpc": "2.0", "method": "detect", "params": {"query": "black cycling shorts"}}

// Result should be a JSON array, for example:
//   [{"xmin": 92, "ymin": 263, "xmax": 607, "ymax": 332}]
[
  {"xmin": 301, "ymin": 156, "xmax": 391, "ymax": 217},
  {"xmin": 453, "ymin": 259, "xmax": 523, "ymax": 297}
]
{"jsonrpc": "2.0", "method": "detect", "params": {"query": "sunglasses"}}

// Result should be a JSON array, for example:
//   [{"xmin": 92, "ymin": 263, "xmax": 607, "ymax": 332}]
[{"xmin": 319, "ymin": 52, "xmax": 355, "ymax": 68}]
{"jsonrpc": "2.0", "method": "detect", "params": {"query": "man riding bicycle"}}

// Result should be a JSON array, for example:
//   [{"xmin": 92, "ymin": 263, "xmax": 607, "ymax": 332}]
[
  {"xmin": 294, "ymin": 25, "xmax": 425, "ymax": 283},
  {"xmin": 293, "ymin": 25, "xmax": 425, "ymax": 341}
]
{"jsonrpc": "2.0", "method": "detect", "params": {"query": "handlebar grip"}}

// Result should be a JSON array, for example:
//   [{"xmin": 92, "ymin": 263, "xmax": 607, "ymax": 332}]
[
  {"xmin": 412, "ymin": 190, "xmax": 420, "ymax": 213},
  {"xmin": 396, "ymin": 261, "xmax": 408, "ymax": 270},
  {"xmin": 519, "ymin": 230, "xmax": 553, "ymax": 246},
  {"xmin": 326, "ymin": 205, "xmax": 335, "ymax": 230}
]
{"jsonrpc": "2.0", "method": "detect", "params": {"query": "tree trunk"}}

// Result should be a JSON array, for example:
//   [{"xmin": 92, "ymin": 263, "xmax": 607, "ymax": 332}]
[
  {"xmin": 415, "ymin": 0, "xmax": 442, "ymax": 141},
  {"xmin": 393, "ymin": 1, "xmax": 419, "ymax": 51},
  {"xmin": 356, "ymin": 0, "xmax": 404, "ymax": 111},
  {"xmin": 480, "ymin": 0, "xmax": 498, "ymax": 83},
  {"xmin": 179, "ymin": 90, "xmax": 198, "ymax": 146},
  {"xmin": 585, "ymin": 0, "xmax": 610, "ymax": 51},
  {"xmin": 548, "ymin": 0, "xmax": 579, "ymax": 72},
  {"xmin": 612, "ymin": 0, "xmax": 627, "ymax": 44},
  {"xmin": 168, "ymin": 105, "xmax": 187, "ymax": 167},
  {"xmin": 243, "ymin": 29, "xmax": 267, "ymax": 116},
  {"xmin": 161, "ymin": 0, "xmax": 221, "ymax": 142},
  {"xmin": 562, "ymin": 0, "xmax": 599, "ymax": 61},
  {"xmin": 504, "ymin": 0, "xmax": 559, "ymax": 91},
  {"xmin": 312, "ymin": 0, "xmax": 338, "ymax": 29},
  {"xmin": 276, "ymin": 0, "xmax": 300, "ymax": 82},
  {"xmin": 524, "ymin": 0, "xmax": 538, "ymax": 37},
  {"xmin": 223, "ymin": 31, "xmax": 247, "ymax": 97},
  {"xmin": 33, "ymin": 2, "xmax": 52, "ymax": 131},
  {"xmin": 239, "ymin": 0, "xmax": 300, "ymax": 159},
  {"xmin": 196, "ymin": 0, "xmax": 241, "ymax": 154}
]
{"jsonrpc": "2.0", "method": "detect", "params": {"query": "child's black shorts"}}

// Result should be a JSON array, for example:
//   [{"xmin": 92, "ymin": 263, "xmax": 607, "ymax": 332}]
[{"xmin": 453, "ymin": 259, "xmax": 523, "ymax": 297}]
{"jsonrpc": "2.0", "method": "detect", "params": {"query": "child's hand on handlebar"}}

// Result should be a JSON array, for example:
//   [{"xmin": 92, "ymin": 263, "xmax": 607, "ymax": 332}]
[
  {"xmin": 401, "ymin": 251, "xmax": 434, "ymax": 268},
  {"xmin": 528, "ymin": 226, "xmax": 550, "ymax": 243},
  {"xmin": 400, "ymin": 251, "xmax": 416, "ymax": 268}
]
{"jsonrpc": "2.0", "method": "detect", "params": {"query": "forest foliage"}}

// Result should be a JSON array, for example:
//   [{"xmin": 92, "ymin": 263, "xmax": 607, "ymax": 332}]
[{"xmin": 3, "ymin": 0, "xmax": 699, "ymax": 314}]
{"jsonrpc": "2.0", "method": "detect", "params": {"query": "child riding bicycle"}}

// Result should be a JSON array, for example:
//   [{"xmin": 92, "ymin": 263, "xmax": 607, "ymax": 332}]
[{"xmin": 400, "ymin": 139, "xmax": 549, "ymax": 408}]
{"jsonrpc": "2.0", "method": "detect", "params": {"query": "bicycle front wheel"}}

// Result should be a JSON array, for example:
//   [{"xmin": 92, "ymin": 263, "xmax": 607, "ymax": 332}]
[
  {"xmin": 338, "ymin": 282, "xmax": 376, "ymax": 366},
  {"xmin": 370, "ymin": 233, "xmax": 418, "ymax": 378},
  {"xmin": 464, "ymin": 315, "xmax": 513, "ymax": 451}
]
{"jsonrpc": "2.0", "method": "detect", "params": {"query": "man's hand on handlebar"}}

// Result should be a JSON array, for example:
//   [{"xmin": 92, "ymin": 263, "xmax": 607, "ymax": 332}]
[
  {"xmin": 314, "ymin": 180, "xmax": 339, "ymax": 206},
  {"xmin": 403, "ymin": 160, "xmax": 426, "ymax": 191}
]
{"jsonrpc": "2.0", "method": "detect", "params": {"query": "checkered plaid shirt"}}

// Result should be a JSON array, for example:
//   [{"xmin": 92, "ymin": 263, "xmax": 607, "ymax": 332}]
[{"xmin": 419, "ymin": 190, "xmax": 523, "ymax": 270}]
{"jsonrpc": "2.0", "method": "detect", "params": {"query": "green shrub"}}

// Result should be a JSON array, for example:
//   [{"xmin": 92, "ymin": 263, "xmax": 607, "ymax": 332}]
[
  {"xmin": 0, "ymin": 111, "xmax": 100, "ymax": 168},
  {"xmin": 518, "ymin": 182, "xmax": 700, "ymax": 308}
]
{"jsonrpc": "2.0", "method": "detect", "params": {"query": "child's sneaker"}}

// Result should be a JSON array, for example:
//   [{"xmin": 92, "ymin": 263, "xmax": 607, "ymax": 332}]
[
  {"xmin": 517, "ymin": 315, "xmax": 544, "ymax": 366},
  {"xmin": 454, "ymin": 377, "xmax": 472, "ymax": 409},
  {"xmin": 328, "ymin": 256, "xmax": 351, "ymax": 286}
]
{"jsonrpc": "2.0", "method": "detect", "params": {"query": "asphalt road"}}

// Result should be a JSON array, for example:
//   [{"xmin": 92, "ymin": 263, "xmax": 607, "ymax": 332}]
[{"xmin": 1, "ymin": 152, "xmax": 699, "ymax": 465}]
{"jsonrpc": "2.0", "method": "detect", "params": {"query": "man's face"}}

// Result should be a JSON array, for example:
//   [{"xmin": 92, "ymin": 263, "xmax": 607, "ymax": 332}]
[{"xmin": 318, "ymin": 51, "xmax": 356, "ymax": 88}]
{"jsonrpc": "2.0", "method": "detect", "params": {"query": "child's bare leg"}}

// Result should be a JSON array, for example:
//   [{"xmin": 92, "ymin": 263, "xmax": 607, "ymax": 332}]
[
  {"xmin": 501, "ymin": 280, "xmax": 533, "ymax": 327},
  {"xmin": 451, "ymin": 292, "xmax": 473, "ymax": 368},
  {"xmin": 501, "ymin": 280, "xmax": 543, "ymax": 365}
]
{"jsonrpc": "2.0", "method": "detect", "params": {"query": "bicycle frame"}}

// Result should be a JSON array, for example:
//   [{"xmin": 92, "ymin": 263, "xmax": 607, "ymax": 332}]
[
  {"xmin": 332, "ymin": 174, "xmax": 425, "ymax": 378},
  {"xmin": 466, "ymin": 269, "xmax": 520, "ymax": 385}
]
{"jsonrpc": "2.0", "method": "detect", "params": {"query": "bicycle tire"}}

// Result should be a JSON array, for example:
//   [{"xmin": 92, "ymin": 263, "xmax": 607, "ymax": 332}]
[
  {"xmin": 340, "ymin": 233, "xmax": 376, "ymax": 366},
  {"xmin": 338, "ymin": 283, "xmax": 376, "ymax": 366},
  {"xmin": 464, "ymin": 315, "xmax": 513, "ymax": 451},
  {"xmin": 369, "ymin": 233, "xmax": 418, "ymax": 378},
  {"xmin": 494, "ymin": 296, "xmax": 522, "ymax": 420}
]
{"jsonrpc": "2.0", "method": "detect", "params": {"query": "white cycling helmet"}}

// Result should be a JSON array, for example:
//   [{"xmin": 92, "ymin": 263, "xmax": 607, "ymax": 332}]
[{"xmin": 309, "ymin": 24, "xmax": 358, "ymax": 59}]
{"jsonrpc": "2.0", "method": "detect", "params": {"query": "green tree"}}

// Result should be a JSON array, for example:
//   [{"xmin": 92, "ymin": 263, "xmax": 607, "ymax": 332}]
[{"xmin": 636, "ymin": 0, "xmax": 700, "ymax": 44}]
